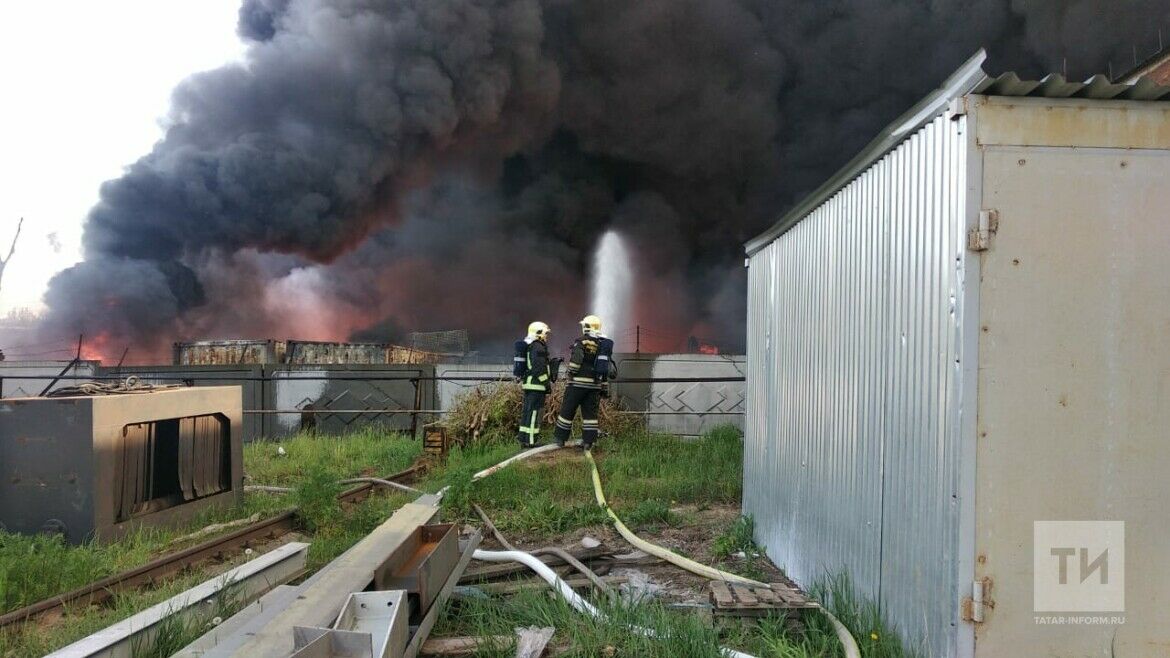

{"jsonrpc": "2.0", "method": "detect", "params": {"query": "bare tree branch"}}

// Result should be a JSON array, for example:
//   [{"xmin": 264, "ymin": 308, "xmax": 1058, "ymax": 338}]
[{"xmin": 0, "ymin": 217, "xmax": 24, "ymax": 295}]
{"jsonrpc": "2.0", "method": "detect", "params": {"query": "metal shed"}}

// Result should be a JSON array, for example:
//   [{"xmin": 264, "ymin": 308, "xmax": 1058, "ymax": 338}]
[{"xmin": 744, "ymin": 50, "xmax": 1170, "ymax": 657}]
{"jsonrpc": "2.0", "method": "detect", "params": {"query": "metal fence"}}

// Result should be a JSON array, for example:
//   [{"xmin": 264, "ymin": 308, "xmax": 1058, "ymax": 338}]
[{"xmin": 1, "ymin": 355, "xmax": 746, "ymax": 442}]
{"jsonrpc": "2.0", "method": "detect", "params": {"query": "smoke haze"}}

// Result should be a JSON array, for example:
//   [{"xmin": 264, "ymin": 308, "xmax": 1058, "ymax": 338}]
[{"xmin": 40, "ymin": 0, "xmax": 1170, "ymax": 359}]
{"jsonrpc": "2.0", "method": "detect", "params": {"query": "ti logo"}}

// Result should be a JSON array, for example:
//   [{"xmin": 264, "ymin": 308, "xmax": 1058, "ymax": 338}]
[{"xmin": 1033, "ymin": 521, "xmax": 1125, "ymax": 613}]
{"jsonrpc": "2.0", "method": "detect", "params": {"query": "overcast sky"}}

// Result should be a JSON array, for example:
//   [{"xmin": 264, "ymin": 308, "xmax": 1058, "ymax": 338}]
[{"xmin": 0, "ymin": 1, "xmax": 244, "ymax": 315}]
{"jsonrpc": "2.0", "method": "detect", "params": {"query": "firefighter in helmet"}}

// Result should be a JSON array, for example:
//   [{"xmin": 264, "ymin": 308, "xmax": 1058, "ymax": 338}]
[
  {"xmin": 554, "ymin": 314, "xmax": 615, "ymax": 450},
  {"xmin": 515, "ymin": 321, "xmax": 553, "ymax": 449}
]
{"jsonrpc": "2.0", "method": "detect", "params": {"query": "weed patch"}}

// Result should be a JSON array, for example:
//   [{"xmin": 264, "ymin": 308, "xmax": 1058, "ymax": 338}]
[
  {"xmin": 623, "ymin": 499, "xmax": 681, "ymax": 529},
  {"xmin": 808, "ymin": 574, "xmax": 921, "ymax": 658},
  {"xmin": 712, "ymin": 515, "xmax": 758, "ymax": 559},
  {"xmin": 292, "ymin": 466, "xmax": 343, "ymax": 533},
  {"xmin": 436, "ymin": 589, "xmax": 743, "ymax": 658}
]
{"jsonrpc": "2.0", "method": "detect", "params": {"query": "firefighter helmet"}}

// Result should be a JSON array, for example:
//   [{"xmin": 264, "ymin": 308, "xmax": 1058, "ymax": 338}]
[
  {"xmin": 527, "ymin": 321, "xmax": 551, "ymax": 339},
  {"xmin": 580, "ymin": 315, "xmax": 603, "ymax": 335}
]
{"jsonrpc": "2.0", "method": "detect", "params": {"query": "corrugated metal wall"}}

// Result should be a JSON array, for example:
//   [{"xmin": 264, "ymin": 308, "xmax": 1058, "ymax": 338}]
[{"xmin": 745, "ymin": 113, "xmax": 969, "ymax": 657}]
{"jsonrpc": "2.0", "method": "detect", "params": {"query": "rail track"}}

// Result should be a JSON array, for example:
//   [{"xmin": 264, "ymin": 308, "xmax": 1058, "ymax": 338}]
[{"xmin": 0, "ymin": 464, "xmax": 424, "ymax": 630}]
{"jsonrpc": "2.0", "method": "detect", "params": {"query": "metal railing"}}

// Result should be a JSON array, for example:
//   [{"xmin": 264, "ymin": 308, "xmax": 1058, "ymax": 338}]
[{"xmin": 0, "ymin": 371, "xmax": 746, "ymax": 437}]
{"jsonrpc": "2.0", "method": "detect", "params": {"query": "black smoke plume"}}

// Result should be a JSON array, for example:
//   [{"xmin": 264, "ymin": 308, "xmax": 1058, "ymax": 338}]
[{"xmin": 41, "ymin": 0, "xmax": 1170, "ymax": 360}]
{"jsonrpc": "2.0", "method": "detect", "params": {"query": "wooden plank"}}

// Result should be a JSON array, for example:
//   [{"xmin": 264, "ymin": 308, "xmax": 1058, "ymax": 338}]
[
  {"xmin": 467, "ymin": 576, "xmax": 627, "ymax": 596},
  {"xmin": 420, "ymin": 636, "xmax": 512, "ymax": 656},
  {"xmin": 709, "ymin": 581, "xmax": 734, "ymax": 608},
  {"xmin": 755, "ymin": 587, "xmax": 778, "ymax": 604},
  {"xmin": 229, "ymin": 503, "xmax": 440, "ymax": 658},
  {"xmin": 462, "ymin": 563, "xmax": 575, "ymax": 583},
  {"xmin": 459, "ymin": 547, "xmax": 609, "ymax": 582},
  {"xmin": 733, "ymin": 584, "xmax": 760, "ymax": 606}
]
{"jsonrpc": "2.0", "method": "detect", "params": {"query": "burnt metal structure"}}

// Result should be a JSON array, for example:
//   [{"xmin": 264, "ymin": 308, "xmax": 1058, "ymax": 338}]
[
  {"xmin": 173, "ymin": 339, "xmax": 445, "ymax": 366},
  {"xmin": 0, "ymin": 386, "xmax": 243, "ymax": 544}
]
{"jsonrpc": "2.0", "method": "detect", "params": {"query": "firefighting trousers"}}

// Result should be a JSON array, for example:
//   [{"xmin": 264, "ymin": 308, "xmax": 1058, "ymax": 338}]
[
  {"xmin": 517, "ymin": 390, "xmax": 546, "ymax": 447},
  {"xmin": 554, "ymin": 384, "xmax": 601, "ymax": 447}
]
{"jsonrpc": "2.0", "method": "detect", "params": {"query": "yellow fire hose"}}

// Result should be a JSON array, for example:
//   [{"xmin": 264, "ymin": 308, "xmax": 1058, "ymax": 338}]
[
  {"xmin": 584, "ymin": 450, "xmax": 763, "ymax": 587},
  {"xmin": 584, "ymin": 449, "xmax": 861, "ymax": 658}
]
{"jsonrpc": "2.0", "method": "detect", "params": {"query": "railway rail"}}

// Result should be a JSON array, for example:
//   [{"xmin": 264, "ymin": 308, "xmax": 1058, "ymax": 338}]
[{"xmin": 0, "ymin": 464, "xmax": 423, "ymax": 630}]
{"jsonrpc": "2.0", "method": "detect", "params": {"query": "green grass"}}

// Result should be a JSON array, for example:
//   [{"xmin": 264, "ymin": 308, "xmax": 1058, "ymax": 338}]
[
  {"xmin": 435, "ymin": 589, "xmax": 746, "ymax": 658},
  {"xmin": 0, "ymin": 424, "xmax": 920, "ymax": 658},
  {"xmin": 623, "ymin": 499, "xmax": 682, "ymax": 528},
  {"xmin": 807, "ymin": 574, "xmax": 922, "ymax": 658},
  {"xmin": 0, "ymin": 557, "xmax": 257, "ymax": 657},
  {"xmin": 431, "ymin": 574, "xmax": 917, "ymax": 658},
  {"xmin": 439, "ymin": 425, "xmax": 744, "ymax": 537},
  {"xmin": 130, "ymin": 576, "xmax": 245, "ymax": 658},
  {"xmin": 712, "ymin": 515, "xmax": 757, "ymax": 560},
  {"xmin": 244, "ymin": 426, "xmax": 422, "ymax": 486}
]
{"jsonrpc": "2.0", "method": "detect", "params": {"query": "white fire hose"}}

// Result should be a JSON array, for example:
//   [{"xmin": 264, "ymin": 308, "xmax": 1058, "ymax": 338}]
[
  {"xmin": 584, "ymin": 449, "xmax": 861, "ymax": 658},
  {"xmin": 451, "ymin": 442, "xmax": 860, "ymax": 658},
  {"xmin": 471, "ymin": 548, "xmax": 758, "ymax": 658}
]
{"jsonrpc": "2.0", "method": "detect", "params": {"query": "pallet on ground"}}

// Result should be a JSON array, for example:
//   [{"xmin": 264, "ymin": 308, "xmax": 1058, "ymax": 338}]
[{"xmin": 708, "ymin": 581, "xmax": 819, "ymax": 617}]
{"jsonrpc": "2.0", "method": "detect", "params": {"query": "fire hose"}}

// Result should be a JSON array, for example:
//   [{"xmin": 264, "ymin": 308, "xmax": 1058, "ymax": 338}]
[
  {"xmin": 583, "ymin": 450, "xmax": 760, "ymax": 587},
  {"xmin": 583, "ymin": 449, "xmax": 861, "ymax": 658},
  {"xmin": 471, "ymin": 548, "xmax": 758, "ymax": 658},
  {"xmin": 472, "ymin": 504, "xmax": 611, "ymax": 593},
  {"xmin": 452, "ymin": 442, "xmax": 858, "ymax": 657}
]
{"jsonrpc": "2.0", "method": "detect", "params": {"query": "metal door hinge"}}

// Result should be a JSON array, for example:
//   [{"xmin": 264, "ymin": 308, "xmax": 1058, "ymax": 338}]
[
  {"xmin": 962, "ymin": 578, "xmax": 993, "ymax": 623},
  {"xmin": 967, "ymin": 209, "xmax": 999, "ymax": 251}
]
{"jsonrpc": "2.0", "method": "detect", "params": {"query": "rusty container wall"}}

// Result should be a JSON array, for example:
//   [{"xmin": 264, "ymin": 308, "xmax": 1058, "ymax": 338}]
[
  {"xmin": 174, "ymin": 340, "xmax": 285, "ymax": 365},
  {"xmin": 284, "ymin": 340, "xmax": 444, "ymax": 365},
  {"xmin": 969, "ymin": 96, "xmax": 1170, "ymax": 657},
  {"xmin": 0, "ymin": 386, "xmax": 243, "ymax": 544},
  {"xmin": 386, "ymin": 344, "xmax": 445, "ymax": 365},
  {"xmin": 285, "ymin": 340, "xmax": 392, "ymax": 365}
]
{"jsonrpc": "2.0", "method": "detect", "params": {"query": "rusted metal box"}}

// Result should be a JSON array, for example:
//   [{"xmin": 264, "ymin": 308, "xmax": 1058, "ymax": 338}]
[
  {"xmin": 0, "ymin": 386, "xmax": 244, "ymax": 543},
  {"xmin": 174, "ymin": 339, "xmax": 445, "ymax": 366},
  {"xmin": 374, "ymin": 523, "xmax": 458, "ymax": 623},
  {"xmin": 173, "ymin": 340, "xmax": 286, "ymax": 365}
]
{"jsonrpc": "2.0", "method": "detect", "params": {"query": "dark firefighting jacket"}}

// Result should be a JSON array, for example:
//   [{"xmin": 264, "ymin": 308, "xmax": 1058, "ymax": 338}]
[
  {"xmin": 521, "ymin": 339, "xmax": 552, "ymax": 392},
  {"xmin": 566, "ymin": 334, "xmax": 614, "ymax": 389}
]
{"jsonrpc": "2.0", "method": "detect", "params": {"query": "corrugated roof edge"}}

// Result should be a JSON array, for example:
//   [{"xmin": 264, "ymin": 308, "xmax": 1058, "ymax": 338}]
[{"xmin": 744, "ymin": 49, "xmax": 1170, "ymax": 255}]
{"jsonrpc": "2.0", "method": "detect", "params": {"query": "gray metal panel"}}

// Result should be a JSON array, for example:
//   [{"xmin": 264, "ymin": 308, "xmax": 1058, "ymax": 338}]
[
  {"xmin": 973, "ymin": 71, "xmax": 1170, "ymax": 101},
  {"xmin": 0, "ymin": 360, "xmax": 100, "ymax": 397},
  {"xmin": 972, "ymin": 145, "xmax": 1170, "ymax": 656},
  {"xmin": 610, "ymin": 354, "xmax": 745, "ymax": 437},
  {"xmin": 434, "ymin": 364, "xmax": 512, "ymax": 412},
  {"xmin": 265, "ymin": 365, "xmax": 436, "ymax": 439},
  {"xmin": 107, "ymin": 365, "xmax": 265, "ymax": 441},
  {"xmin": 0, "ymin": 398, "xmax": 94, "ymax": 541},
  {"xmin": 744, "ymin": 112, "xmax": 970, "ymax": 657}
]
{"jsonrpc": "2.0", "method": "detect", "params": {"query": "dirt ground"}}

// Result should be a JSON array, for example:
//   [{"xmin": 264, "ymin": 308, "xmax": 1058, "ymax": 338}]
[{"xmin": 474, "ymin": 502, "xmax": 791, "ymax": 605}]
